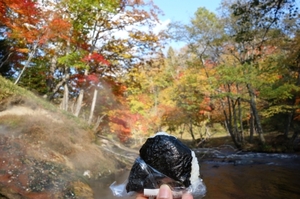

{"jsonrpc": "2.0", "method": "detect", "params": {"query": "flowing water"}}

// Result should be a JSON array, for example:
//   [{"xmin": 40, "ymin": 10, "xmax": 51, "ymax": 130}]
[
  {"xmin": 197, "ymin": 148, "xmax": 300, "ymax": 199},
  {"xmin": 95, "ymin": 147, "xmax": 300, "ymax": 199}
]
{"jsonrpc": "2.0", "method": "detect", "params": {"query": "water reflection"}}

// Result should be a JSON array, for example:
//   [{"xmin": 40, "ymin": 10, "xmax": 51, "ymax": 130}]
[{"xmin": 200, "ymin": 152, "xmax": 300, "ymax": 199}]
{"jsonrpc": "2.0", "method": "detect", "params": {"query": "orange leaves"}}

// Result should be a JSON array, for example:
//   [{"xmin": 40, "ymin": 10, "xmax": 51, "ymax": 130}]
[
  {"xmin": 0, "ymin": 2, "xmax": 5, "ymax": 21},
  {"xmin": 198, "ymin": 96, "xmax": 214, "ymax": 115},
  {"xmin": 49, "ymin": 18, "xmax": 71, "ymax": 30},
  {"xmin": 2, "ymin": 0, "xmax": 72, "ymax": 45},
  {"xmin": 109, "ymin": 111, "xmax": 138, "ymax": 142},
  {"xmin": 1, "ymin": 0, "xmax": 40, "ymax": 45},
  {"xmin": 82, "ymin": 52, "xmax": 110, "ymax": 66},
  {"xmin": 10, "ymin": 0, "xmax": 37, "ymax": 16},
  {"xmin": 15, "ymin": 48, "xmax": 29, "ymax": 53},
  {"xmin": 44, "ymin": 16, "xmax": 72, "ymax": 42},
  {"xmin": 1, "ymin": 0, "xmax": 39, "ymax": 27}
]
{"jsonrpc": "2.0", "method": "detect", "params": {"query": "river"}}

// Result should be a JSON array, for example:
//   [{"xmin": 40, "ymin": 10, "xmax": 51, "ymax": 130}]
[{"xmin": 95, "ymin": 147, "xmax": 300, "ymax": 199}]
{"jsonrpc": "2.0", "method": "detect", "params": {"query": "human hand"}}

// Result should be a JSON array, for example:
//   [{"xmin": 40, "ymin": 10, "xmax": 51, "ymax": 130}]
[{"xmin": 136, "ymin": 184, "xmax": 194, "ymax": 199}]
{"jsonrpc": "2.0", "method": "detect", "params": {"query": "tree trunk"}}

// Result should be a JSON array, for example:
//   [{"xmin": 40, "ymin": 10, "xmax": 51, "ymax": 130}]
[
  {"xmin": 48, "ymin": 73, "xmax": 70, "ymax": 100},
  {"xmin": 247, "ymin": 84, "xmax": 265, "ymax": 143},
  {"xmin": 14, "ymin": 42, "xmax": 38, "ymax": 85},
  {"xmin": 74, "ymin": 89, "xmax": 84, "ymax": 117},
  {"xmin": 289, "ymin": 130, "xmax": 299, "ymax": 146},
  {"xmin": 237, "ymin": 98, "xmax": 244, "ymax": 143},
  {"xmin": 224, "ymin": 110, "xmax": 241, "ymax": 149},
  {"xmin": 74, "ymin": 69, "xmax": 88, "ymax": 117},
  {"xmin": 249, "ymin": 110, "xmax": 255, "ymax": 142},
  {"xmin": 60, "ymin": 67, "xmax": 70, "ymax": 111},
  {"xmin": 284, "ymin": 112, "xmax": 293, "ymax": 139},
  {"xmin": 189, "ymin": 120, "xmax": 195, "ymax": 141},
  {"xmin": 93, "ymin": 114, "xmax": 106, "ymax": 132},
  {"xmin": 74, "ymin": 18, "xmax": 102, "ymax": 118},
  {"xmin": 88, "ymin": 88, "xmax": 98, "ymax": 125},
  {"xmin": 46, "ymin": 53, "xmax": 58, "ymax": 93},
  {"xmin": 61, "ymin": 82, "xmax": 69, "ymax": 111},
  {"xmin": 46, "ymin": 45, "xmax": 62, "ymax": 95},
  {"xmin": 226, "ymin": 85, "xmax": 232, "ymax": 128},
  {"xmin": 232, "ymin": 98, "xmax": 239, "ymax": 141}
]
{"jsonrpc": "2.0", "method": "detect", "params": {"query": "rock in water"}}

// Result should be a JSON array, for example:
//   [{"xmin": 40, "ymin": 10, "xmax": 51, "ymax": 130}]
[{"xmin": 126, "ymin": 132, "xmax": 206, "ymax": 197}]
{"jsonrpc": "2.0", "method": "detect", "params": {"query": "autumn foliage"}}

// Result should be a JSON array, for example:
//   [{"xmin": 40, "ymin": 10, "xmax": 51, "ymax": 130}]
[
  {"xmin": 1, "ymin": 0, "xmax": 300, "ymax": 147},
  {"xmin": 1, "ymin": 0, "xmax": 39, "ymax": 40}
]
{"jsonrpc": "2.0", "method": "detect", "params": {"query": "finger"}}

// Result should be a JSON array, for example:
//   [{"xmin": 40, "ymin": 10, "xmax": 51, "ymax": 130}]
[
  {"xmin": 136, "ymin": 193, "xmax": 148, "ymax": 199},
  {"xmin": 182, "ymin": 192, "xmax": 193, "ymax": 199},
  {"xmin": 157, "ymin": 184, "xmax": 173, "ymax": 199}
]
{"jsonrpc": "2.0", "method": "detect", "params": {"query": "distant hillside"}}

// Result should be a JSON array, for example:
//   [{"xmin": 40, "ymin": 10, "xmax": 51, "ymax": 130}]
[{"xmin": 0, "ymin": 76, "xmax": 131, "ymax": 198}]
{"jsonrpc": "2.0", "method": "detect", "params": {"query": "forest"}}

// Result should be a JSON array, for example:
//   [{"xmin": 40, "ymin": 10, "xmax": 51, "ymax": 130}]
[{"xmin": 1, "ymin": 0, "xmax": 300, "ymax": 151}]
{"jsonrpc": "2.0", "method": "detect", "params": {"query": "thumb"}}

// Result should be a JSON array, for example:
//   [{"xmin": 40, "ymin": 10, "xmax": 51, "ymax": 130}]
[{"xmin": 157, "ymin": 184, "xmax": 173, "ymax": 199}]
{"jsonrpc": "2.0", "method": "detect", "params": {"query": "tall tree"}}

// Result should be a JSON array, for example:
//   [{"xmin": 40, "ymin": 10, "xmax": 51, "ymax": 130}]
[
  {"xmin": 52, "ymin": 0, "xmax": 165, "ymax": 120},
  {"xmin": 221, "ymin": 0, "xmax": 299, "ymax": 144},
  {"xmin": 167, "ymin": 0, "xmax": 300, "ymax": 147}
]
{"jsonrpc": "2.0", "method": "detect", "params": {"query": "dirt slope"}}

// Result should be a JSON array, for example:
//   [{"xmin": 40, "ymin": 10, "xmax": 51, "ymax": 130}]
[{"xmin": 0, "ymin": 76, "xmax": 127, "ymax": 198}]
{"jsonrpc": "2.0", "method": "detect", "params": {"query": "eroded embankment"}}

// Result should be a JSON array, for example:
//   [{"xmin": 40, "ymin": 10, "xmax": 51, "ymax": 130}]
[{"xmin": 0, "ymin": 96, "xmax": 129, "ymax": 198}]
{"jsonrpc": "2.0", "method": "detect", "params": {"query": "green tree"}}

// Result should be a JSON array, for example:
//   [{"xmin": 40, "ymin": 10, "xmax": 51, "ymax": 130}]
[
  {"xmin": 220, "ymin": 0, "xmax": 299, "ymax": 144},
  {"xmin": 259, "ymin": 31, "xmax": 300, "ymax": 143},
  {"xmin": 167, "ymin": 0, "xmax": 300, "ymax": 148}
]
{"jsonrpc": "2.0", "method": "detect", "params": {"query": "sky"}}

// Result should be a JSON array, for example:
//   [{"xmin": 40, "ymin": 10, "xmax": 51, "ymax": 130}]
[
  {"xmin": 152, "ymin": 0, "xmax": 223, "ymax": 50},
  {"xmin": 154, "ymin": 0, "xmax": 222, "ymax": 23}
]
